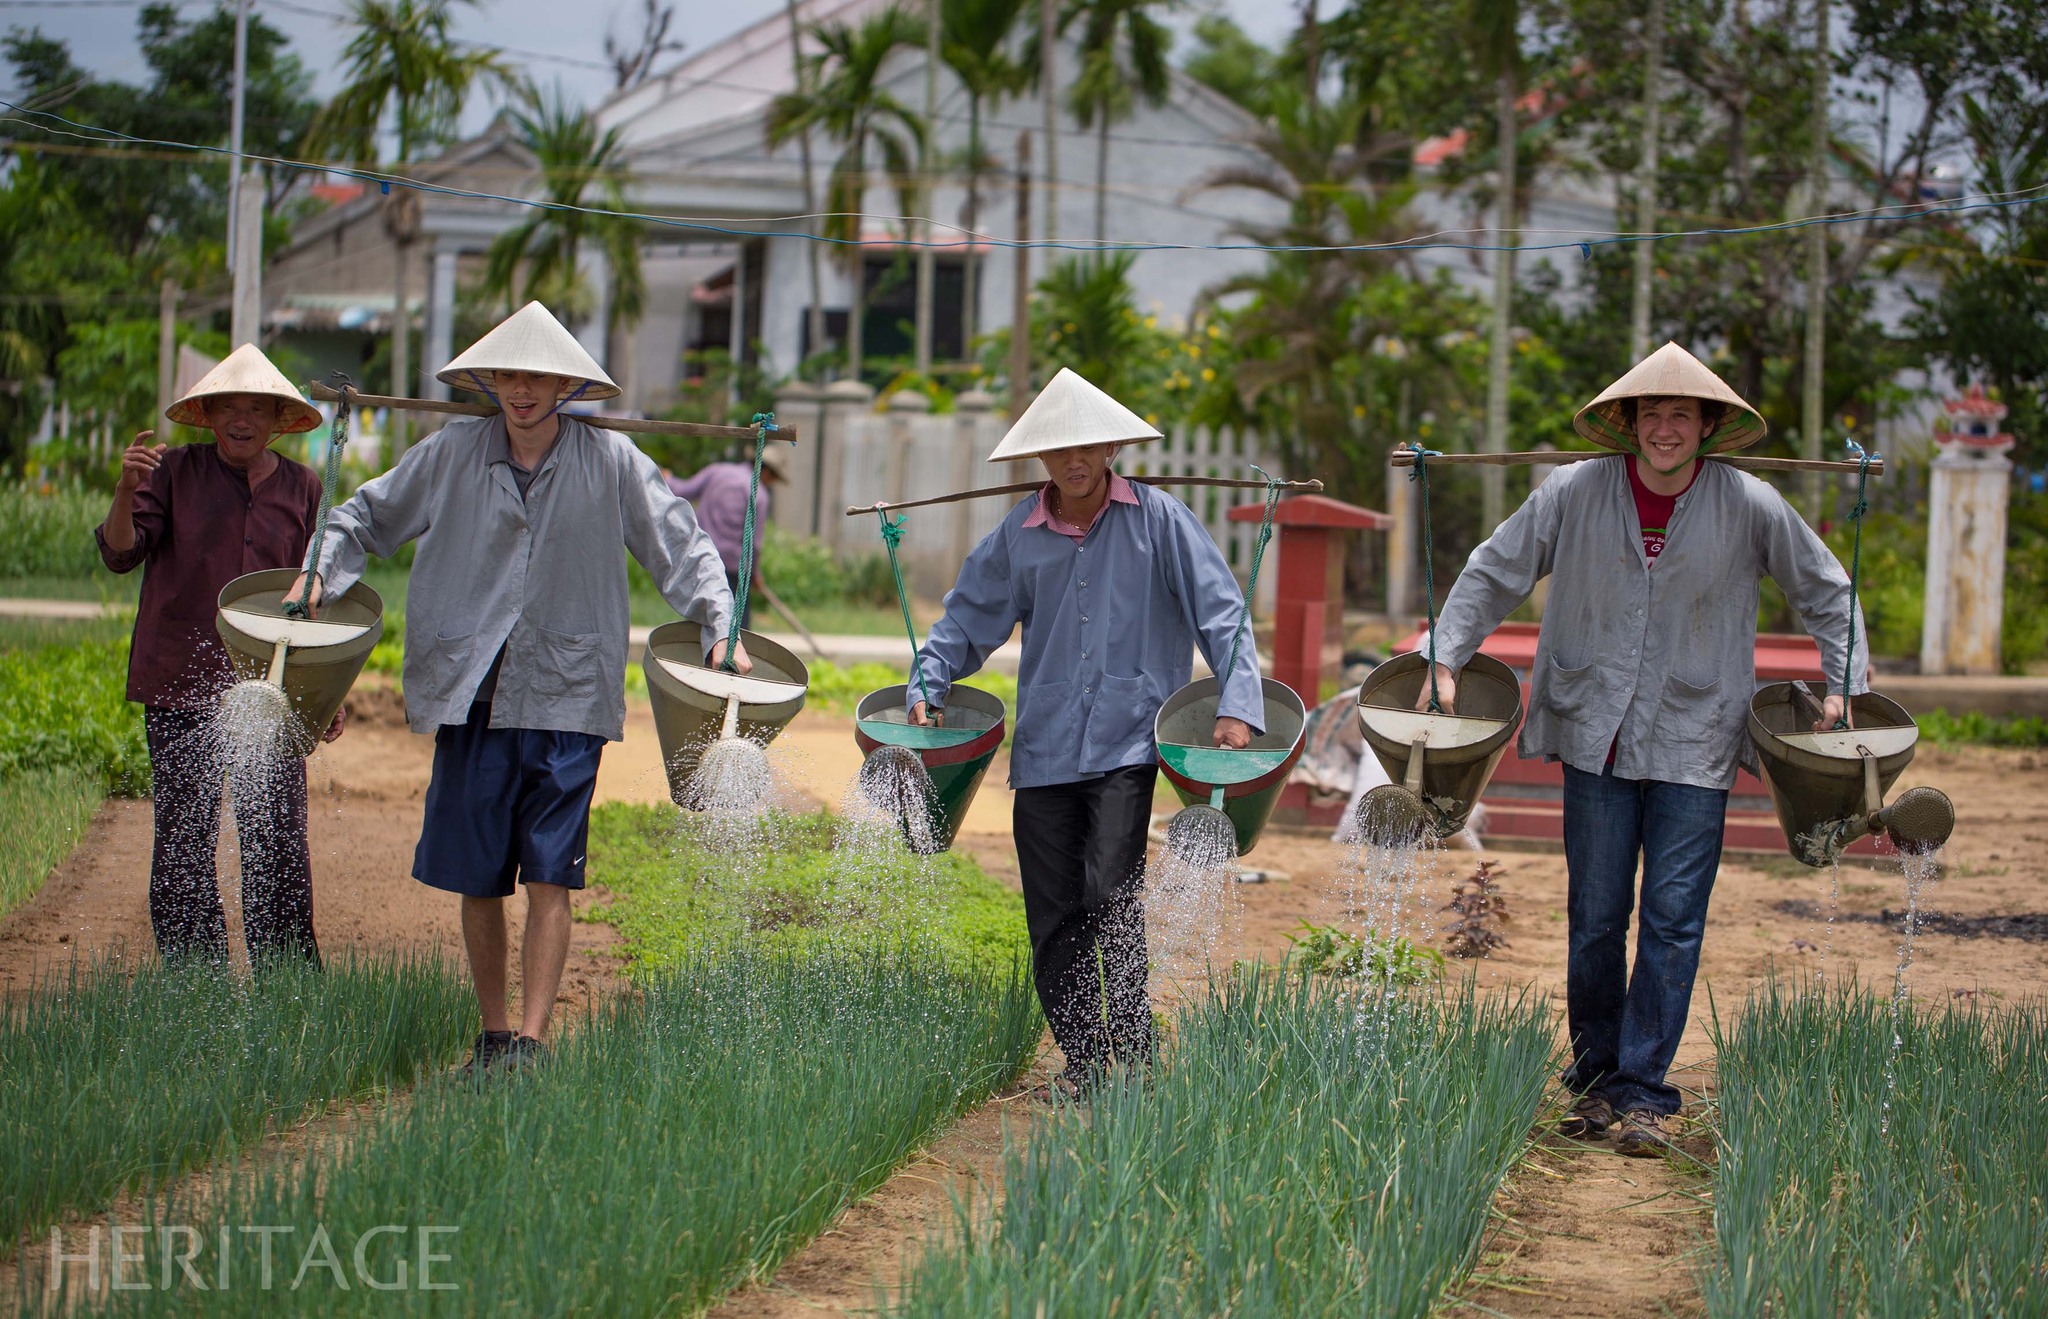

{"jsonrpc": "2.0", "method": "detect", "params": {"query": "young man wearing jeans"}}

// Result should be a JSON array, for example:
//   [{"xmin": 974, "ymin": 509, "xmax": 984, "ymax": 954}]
[{"xmin": 1421, "ymin": 344, "xmax": 1865, "ymax": 1154}]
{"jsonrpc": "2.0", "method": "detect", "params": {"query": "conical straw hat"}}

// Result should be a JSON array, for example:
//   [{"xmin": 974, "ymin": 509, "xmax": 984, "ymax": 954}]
[
  {"xmin": 987, "ymin": 367, "xmax": 1163, "ymax": 462},
  {"xmin": 165, "ymin": 343, "xmax": 321, "ymax": 434},
  {"xmin": 437, "ymin": 301, "xmax": 620, "ymax": 401},
  {"xmin": 1574, "ymin": 342, "xmax": 1766, "ymax": 454}
]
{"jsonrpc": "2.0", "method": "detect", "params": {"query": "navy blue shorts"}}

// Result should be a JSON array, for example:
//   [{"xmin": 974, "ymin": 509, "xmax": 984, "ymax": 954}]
[{"xmin": 413, "ymin": 703, "xmax": 607, "ymax": 898}]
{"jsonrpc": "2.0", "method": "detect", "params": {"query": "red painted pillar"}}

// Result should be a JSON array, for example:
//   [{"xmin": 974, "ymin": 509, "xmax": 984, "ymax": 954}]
[{"xmin": 1226, "ymin": 494, "xmax": 1393, "ymax": 708}]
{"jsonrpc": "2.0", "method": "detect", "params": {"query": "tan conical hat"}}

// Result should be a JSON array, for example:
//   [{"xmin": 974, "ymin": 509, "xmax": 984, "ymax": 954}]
[
  {"xmin": 437, "ymin": 301, "xmax": 620, "ymax": 402},
  {"xmin": 165, "ymin": 343, "xmax": 321, "ymax": 434},
  {"xmin": 1574, "ymin": 342, "xmax": 1766, "ymax": 454},
  {"xmin": 987, "ymin": 367, "xmax": 1163, "ymax": 462}
]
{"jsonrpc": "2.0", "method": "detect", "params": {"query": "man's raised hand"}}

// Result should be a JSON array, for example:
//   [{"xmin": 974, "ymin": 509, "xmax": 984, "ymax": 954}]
[{"xmin": 118, "ymin": 431, "xmax": 167, "ymax": 494}]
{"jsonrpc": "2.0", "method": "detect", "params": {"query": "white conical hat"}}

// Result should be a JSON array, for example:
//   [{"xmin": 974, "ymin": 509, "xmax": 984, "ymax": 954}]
[
  {"xmin": 437, "ymin": 301, "xmax": 620, "ymax": 401},
  {"xmin": 1574, "ymin": 341, "xmax": 1766, "ymax": 454},
  {"xmin": 987, "ymin": 367, "xmax": 1163, "ymax": 462},
  {"xmin": 165, "ymin": 343, "xmax": 321, "ymax": 434}
]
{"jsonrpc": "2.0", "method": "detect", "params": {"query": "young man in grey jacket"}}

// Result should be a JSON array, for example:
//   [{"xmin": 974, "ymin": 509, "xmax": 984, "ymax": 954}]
[
  {"xmin": 1421, "ymin": 344, "xmax": 1865, "ymax": 1155},
  {"xmin": 291, "ymin": 303, "xmax": 745, "ymax": 1073}
]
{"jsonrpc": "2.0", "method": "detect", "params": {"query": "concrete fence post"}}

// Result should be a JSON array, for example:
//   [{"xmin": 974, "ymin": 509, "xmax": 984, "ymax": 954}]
[{"xmin": 1921, "ymin": 386, "xmax": 2015, "ymax": 676}]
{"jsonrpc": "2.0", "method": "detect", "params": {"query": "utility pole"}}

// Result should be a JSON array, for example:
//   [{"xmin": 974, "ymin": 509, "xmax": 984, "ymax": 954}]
[
  {"xmin": 1010, "ymin": 132, "xmax": 1033, "ymax": 421},
  {"xmin": 230, "ymin": 168, "xmax": 264, "ymax": 347},
  {"xmin": 1801, "ymin": 0, "xmax": 1831, "ymax": 521},
  {"xmin": 1628, "ymin": 0, "xmax": 1663, "ymax": 363},
  {"xmin": 156, "ymin": 279, "xmax": 179, "ymax": 421},
  {"xmin": 783, "ymin": 0, "xmax": 827, "ymax": 376},
  {"xmin": 914, "ymin": 0, "xmax": 938, "ymax": 376},
  {"xmin": 1039, "ymin": 0, "xmax": 1058, "ymax": 246},
  {"xmin": 225, "ymin": 0, "xmax": 249, "ymax": 290}
]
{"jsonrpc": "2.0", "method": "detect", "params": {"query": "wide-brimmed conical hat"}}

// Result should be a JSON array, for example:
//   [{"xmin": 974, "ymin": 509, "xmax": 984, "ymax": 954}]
[
  {"xmin": 987, "ymin": 367, "xmax": 1163, "ymax": 462},
  {"xmin": 165, "ymin": 343, "xmax": 321, "ymax": 434},
  {"xmin": 437, "ymin": 301, "xmax": 620, "ymax": 401},
  {"xmin": 1574, "ymin": 342, "xmax": 1766, "ymax": 454}
]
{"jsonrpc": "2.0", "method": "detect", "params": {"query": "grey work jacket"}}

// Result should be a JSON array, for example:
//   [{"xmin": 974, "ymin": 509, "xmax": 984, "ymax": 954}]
[
  {"xmin": 1430, "ymin": 455, "xmax": 1867, "ymax": 791},
  {"xmin": 315, "ymin": 415, "xmax": 732, "ymax": 740}
]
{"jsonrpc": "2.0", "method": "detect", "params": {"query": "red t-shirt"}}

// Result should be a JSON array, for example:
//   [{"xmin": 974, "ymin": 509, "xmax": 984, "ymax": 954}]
[{"xmin": 1627, "ymin": 456, "xmax": 1699, "ymax": 561}]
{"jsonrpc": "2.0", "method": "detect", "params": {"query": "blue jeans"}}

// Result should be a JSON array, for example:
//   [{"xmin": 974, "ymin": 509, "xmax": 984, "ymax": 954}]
[{"xmin": 1560, "ymin": 764, "xmax": 1728, "ymax": 1116}]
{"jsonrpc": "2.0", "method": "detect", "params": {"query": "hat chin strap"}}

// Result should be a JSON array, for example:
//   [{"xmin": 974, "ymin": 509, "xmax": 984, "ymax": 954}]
[{"xmin": 464, "ymin": 372, "xmax": 593, "ymax": 423}]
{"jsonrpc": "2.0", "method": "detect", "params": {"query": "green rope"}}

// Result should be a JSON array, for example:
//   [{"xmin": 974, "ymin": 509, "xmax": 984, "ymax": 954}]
[
  {"xmin": 721, "ymin": 412, "xmax": 777, "ymax": 671},
  {"xmin": 1404, "ymin": 443, "xmax": 1446, "ymax": 712},
  {"xmin": 876, "ymin": 509, "xmax": 934, "ymax": 711},
  {"xmin": 1220, "ymin": 465, "xmax": 1283, "ymax": 700},
  {"xmin": 283, "ymin": 374, "xmax": 354, "ymax": 619},
  {"xmin": 1835, "ymin": 439, "xmax": 1876, "ymax": 729}
]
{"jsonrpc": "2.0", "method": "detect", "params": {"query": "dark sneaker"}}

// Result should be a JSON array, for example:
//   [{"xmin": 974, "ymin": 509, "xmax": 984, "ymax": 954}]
[
  {"xmin": 457, "ymin": 1030, "xmax": 514, "ymax": 1080},
  {"xmin": 1026, "ymin": 1070, "xmax": 1096, "ymax": 1106},
  {"xmin": 501, "ymin": 1035, "xmax": 551, "ymax": 1073},
  {"xmin": 1615, "ymin": 1110, "xmax": 1674, "ymax": 1158},
  {"xmin": 1558, "ymin": 1094, "xmax": 1616, "ymax": 1139}
]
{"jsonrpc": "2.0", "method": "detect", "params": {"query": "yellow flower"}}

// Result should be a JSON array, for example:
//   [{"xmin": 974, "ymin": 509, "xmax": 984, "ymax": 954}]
[
  {"xmin": 1353, "ymin": 404, "xmax": 1366, "ymax": 419},
  {"xmin": 1201, "ymin": 367, "xmax": 1216, "ymax": 382},
  {"xmin": 1842, "ymin": 415, "xmax": 1857, "ymax": 430},
  {"xmin": 1144, "ymin": 316, "xmax": 1157, "ymax": 329},
  {"xmin": 1063, "ymin": 322, "xmax": 1077, "ymax": 334},
  {"xmin": 1208, "ymin": 325, "xmax": 1222, "ymax": 339},
  {"xmin": 1145, "ymin": 414, "xmax": 1159, "ymax": 425},
  {"xmin": 1419, "ymin": 423, "xmax": 1433, "ymax": 437}
]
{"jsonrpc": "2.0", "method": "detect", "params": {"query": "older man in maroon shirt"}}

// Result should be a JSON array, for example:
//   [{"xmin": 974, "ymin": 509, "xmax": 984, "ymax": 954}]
[{"xmin": 96, "ymin": 345, "xmax": 340, "ymax": 966}]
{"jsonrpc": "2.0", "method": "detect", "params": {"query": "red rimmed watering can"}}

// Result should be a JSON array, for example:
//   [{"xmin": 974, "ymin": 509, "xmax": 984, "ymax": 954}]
[
  {"xmin": 1155, "ymin": 676, "xmax": 1307, "ymax": 862},
  {"xmin": 852, "ymin": 683, "xmax": 1007, "ymax": 854}
]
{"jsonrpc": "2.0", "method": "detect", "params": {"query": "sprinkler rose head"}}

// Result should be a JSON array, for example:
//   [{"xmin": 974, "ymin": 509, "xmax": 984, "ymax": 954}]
[
  {"xmin": 687, "ymin": 736, "xmax": 771, "ymax": 813},
  {"xmin": 1876, "ymin": 786, "xmax": 1955, "ymax": 855},
  {"xmin": 1165, "ymin": 804, "xmax": 1237, "ymax": 868},
  {"xmin": 857, "ymin": 746, "xmax": 941, "ymax": 854},
  {"xmin": 1356, "ymin": 784, "xmax": 1432, "ymax": 851}
]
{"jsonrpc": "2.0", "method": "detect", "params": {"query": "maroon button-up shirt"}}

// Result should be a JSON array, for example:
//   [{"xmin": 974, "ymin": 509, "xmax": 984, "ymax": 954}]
[{"xmin": 96, "ymin": 442, "xmax": 323, "ymax": 709}]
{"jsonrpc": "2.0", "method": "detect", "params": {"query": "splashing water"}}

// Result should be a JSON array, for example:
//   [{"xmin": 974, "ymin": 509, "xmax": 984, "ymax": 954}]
[
  {"xmin": 1814, "ymin": 859, "xmax": 1844, "ymax": 997},
  {"xmin": 1332, "ymin": 807, "xmax": 1438, "ymax": 1046},
  {"xmin": 211, "ymin": 680, "xmax": 297, "ymax": 793},
  {"xmin": 678, "ymin": 736, "xmax": 778, "ymax": 855},
  {"xmin": 853, "ymin": 747, "xmax": 940, "ymax": 857},
  {"xmin": 1145, "ymin": 812, "xmax": 1240, "ymax": 995},
  {"xmin": 1879, "ymin": 846, "xmax": 1941, "ymax": 1137},
  {"xmin": 817, "ymin": 760, "xmax": 945, "ymax": 949}
]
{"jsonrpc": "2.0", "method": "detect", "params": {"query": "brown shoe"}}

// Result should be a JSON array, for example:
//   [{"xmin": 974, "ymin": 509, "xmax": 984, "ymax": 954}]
[
  {"xmin": 1557, "ymin": 1094, "xmax": 1615, "ymax": 1139},
  {"xmin": 1615, "ymin": 1110, "xmax": 1674, "ymax": 1158}
]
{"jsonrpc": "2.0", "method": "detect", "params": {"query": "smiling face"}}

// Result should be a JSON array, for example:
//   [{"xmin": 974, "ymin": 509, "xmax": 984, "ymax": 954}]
[
  {"xmin": 495, "ymin": 370, "xmax": 570, "ymax": 436},
  {"xmin": 204, "ymin": 394, "xmax": 284, "ymax": 467},
  {"xmin": 1633, "ymin": 395, "xmax": 1711, "ymax": 475},
  {"xmin": 1040, "ymin": 442, "xmax": 1120, "ymax": 503}
]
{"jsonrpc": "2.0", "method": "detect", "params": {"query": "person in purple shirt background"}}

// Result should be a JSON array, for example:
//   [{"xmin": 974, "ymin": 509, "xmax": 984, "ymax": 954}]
[
  {"xmin": 667, "ymin": 444, "xmax": 787, "ymax": 627},
  {"xmin": 96, "ymin": 344, "xmax": 340, "ymax": 968},
  {"xmin": 909, "ymin": 369, "xmax": 1265, "ymax": 1099}
]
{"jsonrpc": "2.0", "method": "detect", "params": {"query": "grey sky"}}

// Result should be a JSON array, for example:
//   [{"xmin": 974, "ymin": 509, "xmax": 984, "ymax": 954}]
[{"xmin": 2, "ymin": 0, "xmax": 1301, "ymax": 127}]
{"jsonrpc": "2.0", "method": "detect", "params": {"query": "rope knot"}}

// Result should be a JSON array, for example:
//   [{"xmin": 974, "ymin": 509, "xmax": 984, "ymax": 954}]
[
  {"xmin": 877, "ymin": 510, "xmax": 908, "ymax": 549},
  {"xmin": 750, "ymin": 411, "xmax": 779, "ymax": 435}
]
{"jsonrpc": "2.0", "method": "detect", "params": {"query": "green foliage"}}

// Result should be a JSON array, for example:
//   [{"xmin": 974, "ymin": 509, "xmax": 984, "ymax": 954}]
[
  {"xmin": 0, "ymin": 638, "xmax": 150, "ymax": 795},
  {"xmin": 0, "ymin": 954, "xmax": 472, "ymax": 1250},
  {"xmin": 757, "ymin": 523, "xmax": 900, "ymax": 609},
  {"xmin": 892, "ymin": 973, "xmax": 1554, "ymax": 1316},
  {"xmin": 1703, "ymin": 980, "xmax": 2048, "ymax": 1317},
  {"xmin": 0, "ymin": 767, "xmax": 101, "ymax": 918},
  {"xmin": 1181, "ymin": 14, "xmax": 1279, "ymax": 117},
  {"xmin": 2005, "ymin": 484, "xmax": 2048, "ymax": 672},
  {"xmin": 583, "ymin": 803, "xmax": 1032, "ymax": 977},
  {"xmin": 0, "ymin": 479, "xmax": 109, "ymax": 577},
  {"xmin": 303, "ymin": 0, "xmax": 511, "ymax": 167},
  {"xmin": 70, "ymin": 952, "xmax": 1040, "ymax": 1314},
  {"xmin": 1823, "ymin": 509, "xmax": 1925, "ymax": 661},
  {"xmin": 1283, "ymin": 919, "xmax": 1446, "ymax": 986},
  {"xmin": 983, "ymin": 253, "xmax": 1189, "ymax": 424},
  {"xmin": 1916, "ymin": 708, "xmax": 2048, "ymax": 748}
]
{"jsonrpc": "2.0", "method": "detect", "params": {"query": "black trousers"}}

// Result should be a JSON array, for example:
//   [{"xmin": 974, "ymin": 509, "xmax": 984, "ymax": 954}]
[
  {"xmin": 1012, "ymin": 765, "xmax": 1157, "ymax": 1075},
  {"xmin": 144, "ymin": 707, "xmax": 320, "ymax": 967}
]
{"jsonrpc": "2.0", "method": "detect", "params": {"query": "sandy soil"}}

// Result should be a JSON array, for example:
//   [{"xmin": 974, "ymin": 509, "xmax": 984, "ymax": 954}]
[{"xmin": 7, "ymin": 688, "xmax": 2045, "ymax": 1317}]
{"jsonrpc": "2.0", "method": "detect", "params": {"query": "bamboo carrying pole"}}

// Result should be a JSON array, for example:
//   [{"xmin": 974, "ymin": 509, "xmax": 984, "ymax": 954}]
[
  {"xmin": 845, "ymin": 475, "xmax": 1324, "ymax": 517},
  {"xmin": 304, "ymin": 382, "xmax": 802, "ymax": 444},
  {"xmin": 1387, "ymin": 449, "xmax": 1885, "ymax": 477}
]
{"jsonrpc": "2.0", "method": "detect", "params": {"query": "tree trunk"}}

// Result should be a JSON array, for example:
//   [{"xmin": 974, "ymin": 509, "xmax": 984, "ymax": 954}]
[
  {"xmin": 1094, "ymin": 113, "xmax": 1110, "ymax": 245},
  {"xmin": 849, "ymin": 255, "xmax": 866, "ymax": 383},
  {"xmin": 1800, "ymin": 0, "xmax": 1829, "ymax": 521},
  {"xmin": 914, "ymin": 0, "xmax": 938, "ymax": 376},
  {"xmin": 392, "ymin": 234, "xmax": 412, "ymax": 453},
  {"xmin": 1040, "ymin": 0, "xmax": 1058, "ymax": 246},
  {"xmin": 1628, "ymin": 0, "xmax": 1663, "ymax": 363},
  {"xmin": 963, "ymin": 95, "xmax": 982, "ymax": 352},
  {"xmin": 783, "ymin": 0, "xmax": 827, "ymax": 376},
  {"xmin": 1482, "ymin": 67, "xmax": 1517, "ymax": 531}
]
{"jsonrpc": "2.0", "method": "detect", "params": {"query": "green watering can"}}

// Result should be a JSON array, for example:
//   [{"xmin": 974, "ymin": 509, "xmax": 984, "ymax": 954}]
[
  {"xmin": 853, "ymin": 683, "xmax": 1007, "ymax": 854},
  {"xmin": 1155, "ymin": 676, "xmax": 1307, "ymax": 862}
]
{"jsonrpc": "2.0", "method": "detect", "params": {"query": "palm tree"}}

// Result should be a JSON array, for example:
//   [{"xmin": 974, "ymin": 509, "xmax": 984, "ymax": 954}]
[
  {"xmin": 480, "ymin": 87, "xmax": 646, "ymax": 365},
  {"xmin": 942, "ymin": 0, "xmax": 1032, "ymax": 351},
  {"xmin": 306, "ymin": 0, "xmax": 511, "ymax": 444},
  {"xmin": 1049, "ymin": 0, "xmax": 1174, "ymax": 244},
  {"xmin": 766, "ymin": 6, "xmax": 926, "ymax": 382}
]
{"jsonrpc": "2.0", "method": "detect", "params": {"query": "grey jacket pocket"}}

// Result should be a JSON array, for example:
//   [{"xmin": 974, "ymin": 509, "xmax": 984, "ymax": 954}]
[
  {"xmin": 1542, "ymin": 653, "xmax": 1601, "ymax": 720},
  {"xmin": 1656, "ymin": 671, "xmax": 1725, "ymax": 744},
  {"xmin": 529, "ymin": 626, "xmax": 601, "ymax": 699},
  {"xmin": 1087, "ymin": 674, "xmax": 1151, "ymax": 762}
]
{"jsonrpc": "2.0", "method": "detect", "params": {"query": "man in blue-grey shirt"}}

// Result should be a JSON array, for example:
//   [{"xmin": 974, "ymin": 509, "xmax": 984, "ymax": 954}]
[{"xmin": 909, "ymin": 369, "xmax": 1265, "ymax": 1096}]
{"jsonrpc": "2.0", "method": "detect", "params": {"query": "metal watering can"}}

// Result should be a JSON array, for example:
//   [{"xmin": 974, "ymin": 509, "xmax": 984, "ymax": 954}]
[
  {"xmin": 852, "ymin": 683, "xmax": 1007, "ymax": 854},
  {"xmin": 1354, "ymin": 651, "xmax": 1525, "ymax": 848},
  {"xmin": 1748, "ymin": 683, "xmax": 1955, "ymax": 866},
  {"xmin": 215, "ymin": 568, "xmax": 383, "ymax": 756},
  {"xmin": 1155, "ymin": 676, "xmax": 1307, "ymax": 861},
  {"xmin": 642, "ymin": 622, "xmax": 808, "ymax": 809}
]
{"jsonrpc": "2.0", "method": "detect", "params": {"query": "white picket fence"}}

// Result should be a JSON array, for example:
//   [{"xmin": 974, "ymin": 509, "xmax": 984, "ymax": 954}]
[{"xmin": 771, "ymin": 381, "xmax": 1279, "ymax": 603}]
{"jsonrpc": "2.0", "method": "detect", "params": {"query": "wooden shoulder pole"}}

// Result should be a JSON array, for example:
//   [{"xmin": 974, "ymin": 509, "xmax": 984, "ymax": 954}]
[
  {"xmin": 304, "ymin": 382, "xmax": 801, "ymax": 444},
  {"xmin": 1387, "ymin": 448, "xmax": 1884, "ymax": 477},
  {"xmin": 844, "ymin": 474, "xmax": 1324, "ymax": 517}
]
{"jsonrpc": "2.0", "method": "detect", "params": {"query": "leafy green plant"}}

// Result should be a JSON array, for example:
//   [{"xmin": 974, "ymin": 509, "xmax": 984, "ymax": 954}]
[
  {"xmin": 0, "ymin": 479, "xmax": 108, "ymax": 577},
  {"xmin": 1703, "ymin": 980, "xmax": 2048, "ymax": 1317},
  {"xmin": 0, "ymin": 637, "xmax": 149, "ymax": 793},
  {"xmin": 584, "ymin": 803, "xmax": 1030, "ymax": 977},
  {"xmin": 892, "ymin": 973, "xmax": 1553, "ymax": 1317},
  {"xmin": 0, "ymin": 953, "xmax": 471, "ymax": 1249},
  {"xmin": 1284, "ymin": 919, "xmax": 1446, "ymax": 986},
  {"xmin": 1917, "ymin": 708, "xmax": 2048, "ymax": 747},
  {"xmin": 70, "ymin": 951, "xmax": 1040, "ymax": 1315},
  {"xmin": 0, "ymin": 767, "xmax": 101, "ymax": 918}
]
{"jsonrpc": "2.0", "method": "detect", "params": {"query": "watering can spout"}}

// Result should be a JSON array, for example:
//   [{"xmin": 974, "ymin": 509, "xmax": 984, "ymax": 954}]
[{"xmin": 1869, "ymin": 785, "xmax": 1955, "ymax": 855}]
